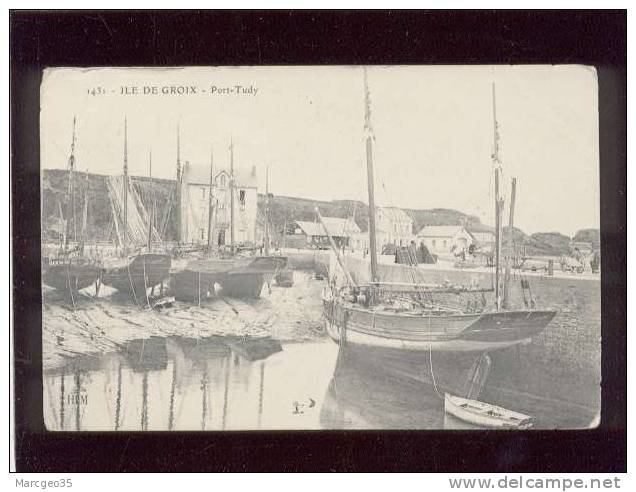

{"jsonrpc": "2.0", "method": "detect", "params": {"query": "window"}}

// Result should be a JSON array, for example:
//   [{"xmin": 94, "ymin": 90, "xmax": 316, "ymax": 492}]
[
  {"xmin": 200, "ymin": 228, "xmax": 205, "ymax": 240},
  {"xmin": 432, "ymin": 239, "xmax": 436, "ymax": 248},
  {"xmin": 201, "ymin": 188, "xmax": 206, "ymax": 200},
  {"xmin": 219, "ymin": 174, "xmax": 227, "ymax": 187},
  {"xmin": 239, "ymin": 189, "xmax": 246, "ymax": 210},
  {"xmin": 443, "ymin": 240, "xmax": 447, "ymax": 248}
]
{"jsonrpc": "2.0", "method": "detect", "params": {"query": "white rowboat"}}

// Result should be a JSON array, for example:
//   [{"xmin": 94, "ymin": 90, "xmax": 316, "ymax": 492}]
[{"xmin": 444, "ymin": 393, "xmax": 534, "ymax": 429}]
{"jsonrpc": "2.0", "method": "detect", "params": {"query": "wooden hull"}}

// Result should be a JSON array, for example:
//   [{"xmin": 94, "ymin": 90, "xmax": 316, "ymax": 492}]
[
  {"xmin": 323, "ymin": 297, "xmax": 556, "ymax": 352},
  {"xmin": 275, "ymin": 269, "xmax": 294, "ymax": 287},
  {"xmin": 172, "ymin": 256, "xmax": 288, "ymax": 301},
  {"xmin": 101, "ymin": 253, "xmax": 171, "ymax": 300},
  {"xmin": 42, "ymin": 262, "xmax": 101, "ymax": 292}
]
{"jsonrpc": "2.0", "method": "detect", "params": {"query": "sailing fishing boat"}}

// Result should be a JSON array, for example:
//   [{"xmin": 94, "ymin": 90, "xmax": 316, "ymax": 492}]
[
  {"xmin": 42, "ymin": 117, "xmax": 101, "ymax": 293},
  {"xmin": 101, "ymin": 118, "xmax": 171, "ymax": 305},
  {"xmin": 172, "ymin": 139, "xmax": 287, "ymax": 302},
  {"xmin": 321, "ymin": 70, "xmax": 556, "ymax": 354}
]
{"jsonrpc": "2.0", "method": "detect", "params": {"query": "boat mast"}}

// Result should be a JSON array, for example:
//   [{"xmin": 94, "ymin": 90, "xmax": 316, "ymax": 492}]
[
  {"xmin": 363, "ymin": 68, "xmax": 379, "ymax": 282},
  {"xmin": 79, "ymin": 171, "xmax": 89, "ymax": 256},
  {"xmin": 207, "ymin": 145, "xmax": 215, "ymax": 256},
  {"xmin": 148, "ymin": 149, "xmax": 153, "ymax": 252},
  {"xmin": 491, "ymin": 83, "xmax": 504, "ymax": 310},
  {"xmin": 176, "ymin": 125, "xmax": 182, "ymax": 244},
  {"xmin": 502, "ymin": 177, "xmax": 517, "ymax": 309},
  {"xmin": 264, "ymin": 163, "xmax": 270, "ymax": 255},
  {"xmin": 65, "ymin": 117, "xmax": 77, "ymax": 252},
  {"xmin": 229, "ymin": 138, "xmax": 235, "ymax": 250},
  {"xmin": 123, "ymin": 117, "xmax": 129, "ymax": 253}
]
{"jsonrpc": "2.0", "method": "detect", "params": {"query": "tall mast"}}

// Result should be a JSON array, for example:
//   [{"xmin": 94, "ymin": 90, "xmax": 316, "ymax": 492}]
[
  {"xmin": 264, "ymin": 163, "xmax": 270, "ymax": 255},
  {"xmin": 79, "ymin": 171, "xmax": 89, "ymax": 256},
  {"xmin": 175, "ymin": 125, "xmax": 182, "ymax": 244},
  {"xmin": 207, "ymin": 145, "xmax": 215, "ymax": 256},
  {"xmin": 229, "ymin": 138, "xmax": 235, "ymax": 249},
  {"xmin": 123, "ymin": 117, "xmax": 129, "ymax": 253},
  {"xmin": 363, "ymin": 68, "xmax": 379, "ymax": 282},
  {"xmin": 148, "ymin": 149, "xmax": 153, "ymax": 251},
  {"xmin": 65, "ymin": 116, "xmax": 77, "ymax": 252},
  {"xmin": 502, "ymin": 177, "xmax": 517, "ymax": 309},
  {"xmin": 492, "ymin": 82, "xmax": 503, "ymax": 309}
]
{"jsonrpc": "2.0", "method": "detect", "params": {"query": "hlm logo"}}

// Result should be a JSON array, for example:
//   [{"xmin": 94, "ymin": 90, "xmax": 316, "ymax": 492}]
[{"xmin": 68, "ymin": 392, "xmax": 88, "ymax": 405}]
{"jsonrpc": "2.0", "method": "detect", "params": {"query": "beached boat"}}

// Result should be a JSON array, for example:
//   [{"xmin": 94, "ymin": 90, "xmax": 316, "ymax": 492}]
[
  {"xmin": 322, "ymin": 70, "xmax": 556, "ymax": 354},
  {"xmin": 101, "ymin": 119, "xmax": 171, "ymax": 303},
  {"xmin": 42, "ymin": 257, "xmax": 101, "ymax": 292},
  {"xmin": 444, "ymin": 393, "xmax": 534, "ymax": 429},
  {"xmin": 42, "ymin": 118, "xmax": 101, "ymax": 293},
  {"xmin": 171, "ymin": 140, "xmax": 287, "ymax": 301},
  {"xmin": 172, "ymin": 255, "xmax": 288, "ymax": 302}
]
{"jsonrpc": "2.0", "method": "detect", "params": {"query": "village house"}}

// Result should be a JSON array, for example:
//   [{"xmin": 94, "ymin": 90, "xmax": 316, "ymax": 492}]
[
  {"xmin": 375, "ymin": 207, "xmax": 415, "ymax": 249},
  {"xmin": 416, "ymin": 225, "xmax": 474, "ymax": 255},
  {"xmin": 284, "ymin": 217, "xmax": 361, "ymax": 249},
  {"xmin": 467, "ymin": 227, "xmax": 495, "ymax": 249},
  {"xmin": 180, "ymin": 161, "xmax": 258, "ymax": 245}
]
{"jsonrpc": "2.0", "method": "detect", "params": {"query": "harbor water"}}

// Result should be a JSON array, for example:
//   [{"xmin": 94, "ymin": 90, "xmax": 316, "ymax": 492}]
[{"xmin": 42, "ymin": 263, "xmax": 601, "ymax": 431}]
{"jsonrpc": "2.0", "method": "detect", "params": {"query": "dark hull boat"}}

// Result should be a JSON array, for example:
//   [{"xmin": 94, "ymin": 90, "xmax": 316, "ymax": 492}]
[
  {"xmin": 42, "ymin": 258, "xmax": 101, "ymax": 292},
  {"xmin": 172, "ymin": 255, "xmax": 288, "ymax": 302},
  {"xmin": 274, "ymin": 268, "xmax": 294, "ymax": 287},
  {"xmin": 101, "ymin": 253, "xmax": 171, "ymax": 301}
]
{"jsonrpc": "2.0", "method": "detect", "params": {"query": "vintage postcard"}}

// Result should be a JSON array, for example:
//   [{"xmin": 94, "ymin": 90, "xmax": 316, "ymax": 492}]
[{"xmin": 40, "ymin": 65, "xmax": 601, "ymax": 431}]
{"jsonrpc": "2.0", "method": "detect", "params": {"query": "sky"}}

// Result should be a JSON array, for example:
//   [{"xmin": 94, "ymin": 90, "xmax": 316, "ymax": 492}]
[{"xmin": 40, "ymin": 65, "xmax": 599, "ymax": 236}]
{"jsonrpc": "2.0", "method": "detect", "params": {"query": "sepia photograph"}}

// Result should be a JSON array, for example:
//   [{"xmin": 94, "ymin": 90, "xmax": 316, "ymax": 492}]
[{"xmin": 39, "ymin": 65, "xmax": 602, "ymax": 432}]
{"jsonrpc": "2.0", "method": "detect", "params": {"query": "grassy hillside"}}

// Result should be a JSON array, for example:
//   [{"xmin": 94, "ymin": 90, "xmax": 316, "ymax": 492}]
[{"xmin": 42, "ymin": 169, "xmax": 594, "ymax": 257}]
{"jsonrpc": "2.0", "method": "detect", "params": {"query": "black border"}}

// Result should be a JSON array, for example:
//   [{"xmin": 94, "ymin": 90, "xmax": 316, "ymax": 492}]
[{"xmin": 10, "ymin": 10, "xmax": 626, "ymax": 472}]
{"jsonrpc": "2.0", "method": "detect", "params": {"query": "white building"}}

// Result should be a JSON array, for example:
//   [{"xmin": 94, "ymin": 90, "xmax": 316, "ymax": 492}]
[
  {"xmin": 376, "ymin": 207, "xmax": 415, "ymax": 249},
  {"xmin": 180, "ymin": 161, "xmax": 258, "ymax": 245},
  {"xmin": 416, "ymin": 225, "xmax": 474, "ymax": 255},
  {"xmin": 286, "ymin": 217, "xmax": 361, "ymax": 249}
]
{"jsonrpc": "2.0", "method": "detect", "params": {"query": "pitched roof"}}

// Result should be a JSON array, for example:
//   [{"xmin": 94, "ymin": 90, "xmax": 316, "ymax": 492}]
[
  {"xmin": 293, "ymin": 217, "xmax": 361, "ymax": 237},
  {"xmin": 182, "ymin": 161, "xmax": 258, "ymax": 188},
  {"xmin": 377, "ymin": 207, "xmax": 413, "ymax": 224},
  {"xmin": 416, "ymin": 225, "xmax": 469, "ymax": 238}
]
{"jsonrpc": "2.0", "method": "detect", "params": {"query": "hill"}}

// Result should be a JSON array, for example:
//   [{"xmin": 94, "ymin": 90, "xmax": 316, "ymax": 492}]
[{"xmin": 41, "ymin": 169, "xmax": 591, "ymax": 257}]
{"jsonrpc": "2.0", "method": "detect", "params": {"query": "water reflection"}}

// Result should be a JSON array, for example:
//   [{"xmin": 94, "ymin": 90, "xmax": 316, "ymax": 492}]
[
  {"xmin": 44, "ymin": 336, "xmax": 340, "ymax": 431},
  {"xmin": 44, "ymin": 334, "xmax": 598, "ymax": 431}
]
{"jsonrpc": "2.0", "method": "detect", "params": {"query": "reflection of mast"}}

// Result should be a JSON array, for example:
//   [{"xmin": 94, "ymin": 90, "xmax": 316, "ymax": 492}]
[
  {"xmin": 59, "ymin": 372, "xmax": 66, "ymax": 431},
  {"xmin": 363, "ymin": 69, "xmax": 378, "ymax": 282},
  {"xmin": 168, "ymin": 361, "xmax": 177, "ymax": 431},
  {"xmin": 201, "ymin": 362, "xmax": 209, "ymax": 431},
  {"xmin": 257, "ymin": 361, "xmax": 265, "ymax": 428},
  {"xmin": 115, "ymin": 362, "xmax": 122, "ymax": 431},
  {"xmin": 141, "ymin": 371, "xmax": 149, "ymax": 431},
  {"xmin": 222, "ymin": 352, "xmax": 230, "ymax": 430},
  {"xmin": 74, "ymin": 365, "xmax": 81, "ymax": 431}
]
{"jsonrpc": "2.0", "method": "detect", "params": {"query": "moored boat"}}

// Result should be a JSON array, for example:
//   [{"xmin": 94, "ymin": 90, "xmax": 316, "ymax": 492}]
[
  {"xmin": 321, "ymin": 70, "xmax": 556, "ymax": 355},
  {"xmin": 42, "ymin": 117, "xmax": 101, "ymax": 294},
  {"xmin": 444, "ymin": 393, "xmax": 534, "ymax": 429}
]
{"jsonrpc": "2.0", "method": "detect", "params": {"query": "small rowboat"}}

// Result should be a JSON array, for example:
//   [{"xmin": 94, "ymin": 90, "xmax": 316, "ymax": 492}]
[{"xmin": 444, "ymin": 393, "xmax": 534, "ymax": 429}]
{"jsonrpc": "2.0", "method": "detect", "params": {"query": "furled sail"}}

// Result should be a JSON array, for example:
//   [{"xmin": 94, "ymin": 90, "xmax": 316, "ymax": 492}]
[{"xmin": 107, "ymin": 175, "xmax": 162, "ymax": 248}]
